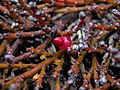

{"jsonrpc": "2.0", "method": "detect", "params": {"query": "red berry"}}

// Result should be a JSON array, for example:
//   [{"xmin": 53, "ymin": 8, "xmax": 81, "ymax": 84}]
[
  {"xmin": 53, "ymin": 36, "xmax": 71, "ymax": 50},
  {"xmin": 53, "ymin": 37, "xmax": 64, "ymax": 45}
]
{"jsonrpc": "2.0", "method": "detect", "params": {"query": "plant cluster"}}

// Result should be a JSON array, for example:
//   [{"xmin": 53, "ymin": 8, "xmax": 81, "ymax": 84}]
[{"xmin": 0, "ymin": 0, "xmax": 120, "ymax": 90}]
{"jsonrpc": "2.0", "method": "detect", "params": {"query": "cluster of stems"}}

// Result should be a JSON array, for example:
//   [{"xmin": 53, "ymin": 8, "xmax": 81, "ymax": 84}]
[{"xmin": 0, "ymin": 0, "xmax": 120, "ymax": 90}]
